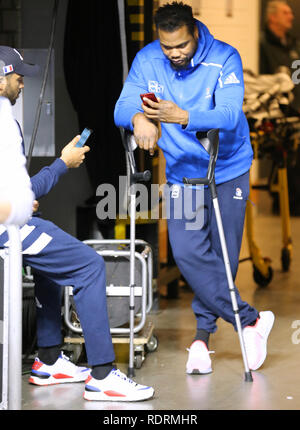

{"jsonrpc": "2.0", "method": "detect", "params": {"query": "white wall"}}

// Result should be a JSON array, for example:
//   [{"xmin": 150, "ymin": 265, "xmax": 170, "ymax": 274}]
[
  {"xmin": 159, "ymin": 0, "xmax": 261, "ymax": 182},
  {"xmin": 159, "ymin": 0, "xmax": 260, "ymax": 73}
]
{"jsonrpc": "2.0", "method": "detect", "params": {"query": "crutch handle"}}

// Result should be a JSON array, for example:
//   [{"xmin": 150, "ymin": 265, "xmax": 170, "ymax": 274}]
[
  {"xmin": 182, "ymin": 176, "xmax": 209, "ymax": 186},
  {"xmin": 120, "ymin": 128, "xmax": 152, "ymax": 184},
  {"xmin": 132, "ymin": 170, "xmax": 152, "ymax": 182},
  {"xmin": 183, "ymin": 129, "xmax": 219, "ymax": 187}
]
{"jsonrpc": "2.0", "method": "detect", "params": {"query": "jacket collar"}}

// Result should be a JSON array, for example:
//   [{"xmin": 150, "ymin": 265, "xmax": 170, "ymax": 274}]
[{"xmin": 191, "ymin": 20, "xmax": 215, "ymax": 67}]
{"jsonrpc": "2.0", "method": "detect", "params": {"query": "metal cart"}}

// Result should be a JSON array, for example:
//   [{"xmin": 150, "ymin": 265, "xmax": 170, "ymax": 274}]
[
  {"xmin": 242, "ymin": 116, "xmax": 300, "ymax": 286},
  {"xmin": 63, "ymin": 129, "xmax": 158, "ymax": 374}
]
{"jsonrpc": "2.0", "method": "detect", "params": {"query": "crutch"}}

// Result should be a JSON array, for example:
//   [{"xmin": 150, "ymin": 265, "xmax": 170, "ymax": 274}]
[
  {"xmin": 120, "ymin": 128, "xmax": 151, "ymax": 378},
  {"xmin": 183, "ymin": 129, "xmax": 253, "ymax": 382}
]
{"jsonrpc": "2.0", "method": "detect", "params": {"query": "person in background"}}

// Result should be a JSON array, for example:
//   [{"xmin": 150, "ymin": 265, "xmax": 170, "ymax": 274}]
[
  {"xmin": 260, "ymin": 0, "xmax": 300, "ymax": 110},
  {"xmin": 260, "ymin": 0, "xmax": 300, "ymax": 215}
]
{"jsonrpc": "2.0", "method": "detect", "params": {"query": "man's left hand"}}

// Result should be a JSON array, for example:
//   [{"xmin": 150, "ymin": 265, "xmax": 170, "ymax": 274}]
[
  {"xmin": 32, "ymin": 200, "xmax": 39, "ymax": 213},
  {"xmin": 142, "ymin": 97, "xmax": 189, "ymax": 125},
  {"xmin": 60, "ymin": 135, "xmax": 90, "ymax": 168}
]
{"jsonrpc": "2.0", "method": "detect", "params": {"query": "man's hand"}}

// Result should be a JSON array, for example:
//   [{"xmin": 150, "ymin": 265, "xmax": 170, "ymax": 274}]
[
  {"xmin": 142, "ymin": 97, "xmax": 189, "ymax": 125},
  {"xmin": 60, "ymin": 135, "xmax": 90, "ymax": 168},
  {"xmin": 132, "ymin": 113, "xmax": 161, "ymax": 156},
  {"xmin": 32, "ymin": 200, "xmax": 39, "ymax": 213}
]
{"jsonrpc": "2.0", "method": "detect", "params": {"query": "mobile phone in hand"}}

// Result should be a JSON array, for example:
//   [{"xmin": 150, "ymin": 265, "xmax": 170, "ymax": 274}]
[
  {"xmin": 75, "ymin": 128, "xmax": 93, "ymax": 147},
  {"xmin": 140, "ymin": 92, "xmax": 158, "ymax": 106}
]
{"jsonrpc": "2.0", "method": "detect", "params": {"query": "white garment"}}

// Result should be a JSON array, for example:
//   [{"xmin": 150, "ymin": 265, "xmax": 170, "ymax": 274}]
[
  {"xmin": 0, "ymin": 96, "xmax": 34, "ymax": 225},
  {"xmin": 243, "ymin": 72, "xmax": 295, "ymax": 122}
]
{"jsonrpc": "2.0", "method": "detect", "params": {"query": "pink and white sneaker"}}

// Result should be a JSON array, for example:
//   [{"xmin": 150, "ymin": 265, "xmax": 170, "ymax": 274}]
[
  {"xmin": 186, "ymin": 340, "xmax": 215, "ymax": 374},
  {"xmin": 84, "ymin": 368, "xmax": 154, "ymax": 401},
  {"xmin": 242, "ymin": 311, "xmax": 275, "ymax": 370},
  {"xmin": 29, "ymin": 352, "xmax": 90, "ymax": 386}
]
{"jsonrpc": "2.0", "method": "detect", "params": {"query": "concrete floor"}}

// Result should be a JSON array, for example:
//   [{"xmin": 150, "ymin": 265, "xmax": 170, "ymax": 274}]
[{"xmin": 21, "ymin": 198, "xmax": 300, "ymax": 411}]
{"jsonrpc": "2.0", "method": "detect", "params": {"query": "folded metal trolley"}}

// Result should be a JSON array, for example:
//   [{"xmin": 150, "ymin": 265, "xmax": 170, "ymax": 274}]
[
  {"xmin": 245, "ymin": 117, "xmax": 300, "ymax": 280},
  {"xmin": 243, "ymin": 71, "xmax": 300, "ymax": 285},
  {"xmin": 64, "ymin": 129, "xmax": 157, "ymax": 376}
]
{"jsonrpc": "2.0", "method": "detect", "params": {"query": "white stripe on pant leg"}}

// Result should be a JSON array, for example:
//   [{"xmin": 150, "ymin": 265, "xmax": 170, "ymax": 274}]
[
  {"xmin": 0, "ymin": 225, "xmax": 7, "ymax": 236},
  {"xmin": 19, "ymin": 224, "xmax": 36, "ymax": 241},
  {"xmin": 22, "ymin": 232, "xmax": 53, "ymax": 255},
  {"xmin": 3, "ymin": 224, "xmax": 36, "ymax": 246}
]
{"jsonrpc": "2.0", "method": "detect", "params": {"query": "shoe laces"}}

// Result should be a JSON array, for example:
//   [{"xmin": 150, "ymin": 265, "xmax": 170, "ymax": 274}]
[
  {"xmin": 111, "ymin": 369, "xmax": 138, "ymax": 386},
  {"xmin": 59, "ymin": 352, "xmax": 78, "ymax": 369},
  {"xmin": 60, "ymin": 352, "xmax": 70, "ymax": 362}
]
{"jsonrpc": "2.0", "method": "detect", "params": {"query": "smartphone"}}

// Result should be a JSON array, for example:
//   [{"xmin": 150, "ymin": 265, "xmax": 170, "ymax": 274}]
[
  {"xmin": 140, "ymin": 92, "xmax": 158, "ymax": 106},
  {"xmin": 75, "ymin": 128, "xmax": 93, "ymax": 147}
]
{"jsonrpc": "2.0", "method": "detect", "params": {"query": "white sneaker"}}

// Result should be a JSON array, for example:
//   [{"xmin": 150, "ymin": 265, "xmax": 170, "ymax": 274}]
[
  {"xmin": 186, "ymin": 340, "xmax": 215, "ymax": 374},
  {"xmin": 242, "ymin": 311, "xmax": 275, "ymax": 371},
  {"xmin": 84, "ymin": 368, "xmax": 154, "ymax": 401},
  {"xmin": 29, "ymin": 352, "xmax": 90, "ymax": 386}
]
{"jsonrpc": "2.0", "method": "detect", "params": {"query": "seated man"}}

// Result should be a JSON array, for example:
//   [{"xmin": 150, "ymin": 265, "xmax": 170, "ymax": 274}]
[{"xmin": 0, "ymin": 46, "xmax": 154, "ymax": 402}]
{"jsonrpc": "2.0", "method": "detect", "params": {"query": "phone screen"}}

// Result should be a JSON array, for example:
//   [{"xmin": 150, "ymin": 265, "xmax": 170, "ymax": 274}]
[{"xmin": 75, "ymin": 128, "xmax": 93, "ymax": 147}]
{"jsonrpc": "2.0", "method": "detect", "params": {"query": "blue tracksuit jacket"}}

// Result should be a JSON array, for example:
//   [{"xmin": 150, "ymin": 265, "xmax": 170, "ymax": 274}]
[{"xmin": 114, "ymin": 20, "xmax": 253, "ymax": 185}]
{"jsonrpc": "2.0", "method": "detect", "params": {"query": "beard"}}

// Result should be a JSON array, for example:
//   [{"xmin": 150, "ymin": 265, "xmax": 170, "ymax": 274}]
[
  {"xmin": 3, "ymin": 91, "xmax": 17, "ymax": 105},
  {"xmin": 2, "ymin": 86, "xmax": 19, "ymax": 105},
  {"xmin": 169, "ymin": 39, "xmax": 198, "ymax": 71},
  {"xmin": 170, "ymin": 57, "xmax": 191, "ymax": 70}
]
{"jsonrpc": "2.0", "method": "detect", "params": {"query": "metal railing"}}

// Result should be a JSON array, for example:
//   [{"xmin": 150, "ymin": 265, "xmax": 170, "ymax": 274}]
[{"xmin": 5, "ymin": 226, "xmax": 22, "ymax": 410}]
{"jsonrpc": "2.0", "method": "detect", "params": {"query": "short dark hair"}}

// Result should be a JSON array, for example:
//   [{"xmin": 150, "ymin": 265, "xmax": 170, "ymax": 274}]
[{"xmin": 154, "ymin": 2, "xmax": 196, "ymax": 36}]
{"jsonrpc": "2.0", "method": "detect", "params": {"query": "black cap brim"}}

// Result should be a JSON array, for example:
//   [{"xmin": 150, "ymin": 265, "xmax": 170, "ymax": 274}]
[{"xmin": 15, "ymin": 62, "xmax": 40, "ymax": 77}]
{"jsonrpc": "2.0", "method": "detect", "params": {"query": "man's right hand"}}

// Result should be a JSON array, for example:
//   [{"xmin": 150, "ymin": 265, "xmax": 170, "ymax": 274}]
[
  {"xmin": 132, "ymin": 113, "xmax": 161, "ymax": 156},
  {"xmin": 60, "ymin": 135, "xmax": 90, "ymax": 168}
]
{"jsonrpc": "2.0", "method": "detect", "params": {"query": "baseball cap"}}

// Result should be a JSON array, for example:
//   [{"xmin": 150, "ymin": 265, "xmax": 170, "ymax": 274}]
[{"xmin": 0, "ymin": 46, "xmax": 40, "ymax": 77}]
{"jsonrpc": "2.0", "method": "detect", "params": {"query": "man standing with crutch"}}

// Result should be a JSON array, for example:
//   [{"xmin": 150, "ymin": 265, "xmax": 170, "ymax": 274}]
[{"xmin": 114, "ymin": 1, "xmax": 275, "ymax": 376}]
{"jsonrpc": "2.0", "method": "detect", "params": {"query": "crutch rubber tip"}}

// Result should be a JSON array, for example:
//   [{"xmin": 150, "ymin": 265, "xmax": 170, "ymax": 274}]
[
  {"xmin": 245, "ymin": 371, "xmax": 253, "ymax": 382},
  {"xmin": 128, "ymin": 367, "xmax": 135, "ymax": 378}
]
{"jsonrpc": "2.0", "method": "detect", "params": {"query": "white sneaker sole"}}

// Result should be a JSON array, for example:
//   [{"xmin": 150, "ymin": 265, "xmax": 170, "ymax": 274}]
[
  {"xmin": 186, "ymin": 367, "xmax": 212, "ymax": 375},
  {"xmin": 29, "ymin": 372, "xmax": 89, "ymax": 386},
  {"xmin": 83, "ymin": 387, "xmax": 154, "ymax": 402}
]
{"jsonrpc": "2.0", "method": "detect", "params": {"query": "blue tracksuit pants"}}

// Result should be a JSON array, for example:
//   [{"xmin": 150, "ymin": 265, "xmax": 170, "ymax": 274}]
[
  {"xmin": 0, "ymin": 216, "xmax": 115, "ymax": 366},
  {"xmin": 166, "ymin": 171, "xmax": 259, "ymax": 333}
]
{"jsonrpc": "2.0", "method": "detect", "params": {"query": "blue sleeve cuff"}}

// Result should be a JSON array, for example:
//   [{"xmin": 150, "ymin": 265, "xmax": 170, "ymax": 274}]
[
  {"xmin": 184, "ymin": 109, "xmax": 213, "ymax": 132},
  {"xmin": 50, "ymin": 157, "xmax": 68, "ymax": 176},
  {"xmin": 30, "ymin": 157, "xmax": 68, "ymax": 200}
]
